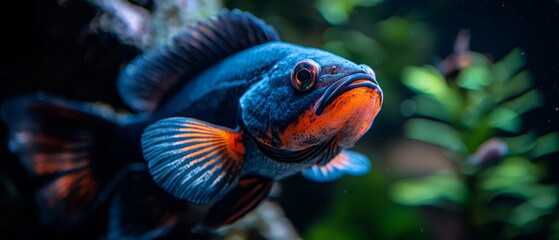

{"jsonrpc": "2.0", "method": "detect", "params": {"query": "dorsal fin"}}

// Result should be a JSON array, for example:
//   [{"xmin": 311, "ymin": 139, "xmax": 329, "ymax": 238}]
[{"xmin": 118, "ymin": 9, "xmax": 280, "ymax": 113}]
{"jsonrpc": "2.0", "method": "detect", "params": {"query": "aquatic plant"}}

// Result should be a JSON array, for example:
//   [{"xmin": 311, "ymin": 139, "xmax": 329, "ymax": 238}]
[{"xmin": 389, "ymin": 31, "xmax": 559, "ymax": 239}]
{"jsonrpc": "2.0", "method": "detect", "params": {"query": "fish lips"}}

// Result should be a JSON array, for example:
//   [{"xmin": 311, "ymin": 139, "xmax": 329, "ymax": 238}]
[{"xmin": 314, "ymin": 73, "xmax": 382, "ymax": 116}]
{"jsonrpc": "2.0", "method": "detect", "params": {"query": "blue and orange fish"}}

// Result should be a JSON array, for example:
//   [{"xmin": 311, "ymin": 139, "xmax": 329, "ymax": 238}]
[{"xmin": 1, "ymin": 9, "xmax": 383, "ymax": 235}]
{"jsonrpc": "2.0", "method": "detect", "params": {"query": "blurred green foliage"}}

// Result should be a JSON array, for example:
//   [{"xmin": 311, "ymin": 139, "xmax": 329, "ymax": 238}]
[{"xmin": 394, "ymin": 45, "xmax": 559, "ymax": 239}]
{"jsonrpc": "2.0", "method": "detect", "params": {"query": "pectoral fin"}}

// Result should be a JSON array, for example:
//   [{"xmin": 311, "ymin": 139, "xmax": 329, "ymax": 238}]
[
  {"xmin": 141, "ymin": 117, "xmax": 245, "ymax": 205},
  {"xmin": 302, "ymin": 150, "xmax": 371, "ymax": 182},
  {"xmin": 192, "ymin": 175, "xmax": 274, "ymax": 233}
]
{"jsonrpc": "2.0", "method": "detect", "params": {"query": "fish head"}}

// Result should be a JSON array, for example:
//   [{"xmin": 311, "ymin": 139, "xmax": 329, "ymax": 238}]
[{"xmin": 240, "ymin": 47, "xmax": 383, "ymax": 153}]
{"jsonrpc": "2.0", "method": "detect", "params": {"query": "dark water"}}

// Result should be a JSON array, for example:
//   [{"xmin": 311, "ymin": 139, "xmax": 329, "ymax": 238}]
[{"xmin": 1, "ymin": 0, "xmax": 558, "ymax": 239}]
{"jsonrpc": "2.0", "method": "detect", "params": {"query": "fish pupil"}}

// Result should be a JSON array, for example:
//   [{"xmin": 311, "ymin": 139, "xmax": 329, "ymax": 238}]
[
  {"xmin": 297, "ymin": 69, "xmax": 311, "ymax": 83},
  {"xmin": 291, "ymin": 59, "xmax": 320, "ymax": 91}
]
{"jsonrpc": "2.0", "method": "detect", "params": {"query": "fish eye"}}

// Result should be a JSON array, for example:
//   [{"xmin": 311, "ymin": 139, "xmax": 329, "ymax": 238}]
[
  {"xmin": 360, "ymin": 64, "xmax": 377, "ymax": 81},
  {"xmin": 291, "ymin": 59, "xmax": 320, "ymax": 91}
]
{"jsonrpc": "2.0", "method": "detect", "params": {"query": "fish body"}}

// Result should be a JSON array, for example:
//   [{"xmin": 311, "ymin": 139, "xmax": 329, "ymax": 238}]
[{"xmin": 1, "ymin": 9, "xmax": 382, "ymax": 235}]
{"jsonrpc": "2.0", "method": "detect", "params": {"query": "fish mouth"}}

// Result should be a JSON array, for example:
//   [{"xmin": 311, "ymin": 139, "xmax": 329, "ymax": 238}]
[{"xmin": 314, "ymin": 73, "xmax": 382, "ymax": 115}]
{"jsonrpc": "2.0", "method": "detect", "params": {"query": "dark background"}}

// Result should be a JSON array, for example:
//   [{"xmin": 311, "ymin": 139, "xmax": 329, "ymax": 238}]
[{"xmin": 1, "ymin": 0, "xmax": 558, "ymax": 239}]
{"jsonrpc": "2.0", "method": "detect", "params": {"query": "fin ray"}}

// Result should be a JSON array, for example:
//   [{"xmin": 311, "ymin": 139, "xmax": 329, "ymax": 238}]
[
  {"xmin": 106, "ymin": 171, "xmax": 192, "ymax": 240},
  {"xmin": 142, "ymin": 117, "xmax": 245, "ymax": 204},
  {"xmin": 1, "ymin": 92, "xmax": 122, "ymax": 227},
  {"xmin": 118, "ymin": 9, "xmax": 280, "ymax": 113},
  {"xmin": 302, "ymin": 150, "xmax": 371, "ymax": 182},
  {"xmin": 193, "ymin": 176, "xmax": 274, "ymax": 233}
]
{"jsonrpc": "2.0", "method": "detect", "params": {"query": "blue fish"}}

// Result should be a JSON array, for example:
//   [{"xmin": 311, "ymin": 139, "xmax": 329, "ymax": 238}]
[{"xmin": 1, "ymin": 9, "xmax": 383, "ymax": 234}]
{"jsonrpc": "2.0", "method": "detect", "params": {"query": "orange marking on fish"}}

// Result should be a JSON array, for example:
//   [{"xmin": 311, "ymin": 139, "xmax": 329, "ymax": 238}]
[
  {"xmin": 224, "ymin": 131, "xmax": 245, "ymax": 161},
  {"xmin": 207, "ymin": 161, "xmax": 224, "ymax": 177},
  {"xmin": 174, "ymin": 137, "xmax": 218, "ymax": 145},
  {"xmin": 211, "ymin": 169, "xmax": 227, "ymax": 188},
  {"xmin": 198, "ymin": 153, "xmax": 223, "ymax": 172},
  {"xmin": 186, "ymin": 146, "xmax": 225, "ymax": 165},
  {"xmin": 177, "ymin": 128, "xmax": 217, "ymax": 135},
  {"xmin": 278, "ymin": 85, "xmax": 382, "ymax": 150},
  {"xmin": 182, "ymin": 123, "xmax": 214, "ymax": 131},
  {"xmin": 320, "ymin": 166, "xmax": 328, "ymax": 176},
  {"xmin": 330, "ymin": 154, "xmax": 349, "ymax": 169},
  {"xmin": 186, "ymin": 148, "xmax": 223, "ymax": 167},
  {"xmin": 31, "ymin": 152, "xmax": 89, "ymax": 175},
  {"xmin": 179, "ymin": 141, "xmax": 224, "ymax": 153},
  {"xmin": 174, "ymin": 133, "xmax": 216, "ymax": 138}
]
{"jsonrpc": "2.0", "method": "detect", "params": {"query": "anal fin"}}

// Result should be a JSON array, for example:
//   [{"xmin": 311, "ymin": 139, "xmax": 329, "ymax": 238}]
[
  {"xmin": 302, "ymin": 150, "xmax": 371, "ymax": 182},
  {"xmin": 192, "ymin": 175, "xmax": 274, "ymax": 233},
  {"xmin": 141, "ymin": 117, "xmax": 245, "ymax": 205},
  {"xmin": 106, "ymin": 170, "xmax": 189, "ymax": 240}
]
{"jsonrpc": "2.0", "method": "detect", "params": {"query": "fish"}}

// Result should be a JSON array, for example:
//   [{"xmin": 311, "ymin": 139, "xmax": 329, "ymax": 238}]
[{"xmin": 1, "ymin": 8, "xmax": 383, "ymax": 235}]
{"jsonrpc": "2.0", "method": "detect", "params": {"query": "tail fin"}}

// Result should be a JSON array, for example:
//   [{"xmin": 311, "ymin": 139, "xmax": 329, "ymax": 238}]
[{"xmin": 1, "ymin": 92, "xmax": 123, "ymax": 228}]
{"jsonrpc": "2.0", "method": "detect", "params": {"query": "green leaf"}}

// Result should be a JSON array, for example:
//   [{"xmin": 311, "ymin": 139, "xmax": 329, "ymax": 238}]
[
  {"xmin": 492, "ymin": 70, "xmax": 532, "ymax": 102},
  {"xmin": 492, "ymin": 48, "xmax": 525, "ymax": 83},
  {"xmin": 462, "ymin": 90, "xmax": 491, "ymax": 128},
  {"xmin": 389, "ymin": 170, "xmax": 467, "ymax": 207},
  {"xmin": 481, "ymin": 156, "xmax": 540, "ymax": 192},
  {"xmin": 457, "ymin": 66, "xmax": 491, "ymax": 90},
  {"xmin": 402, "ymin": 66, "xmax": 461, "ymax": 114},
  {"xmin": 402, "ymin": 66, "xmax": 447, "ymax": 96},
  {"xmin": 500, "ymin": 89, "xmax": 542, "ymax": 114},
  {"xmin": 410, "ymin": 95, "xmax": 450, "ymax": 121},
  {"xmin": 487, "ymin": 107, "xmax": 521, "ymax": 132},
  {"xmin": 531, "ymin": 132, "xmax": 559, "ymax": 158},
  {"xmin": 404, "ymin": 118, "xmax": 466, "ymax": 153},
  {"xmin": 509, "ymin": 201, "xmax": 553, "ymax": 227},
  {"xmin": 502, "ymin": 132, "xmax": 536, "ymax": 155}
]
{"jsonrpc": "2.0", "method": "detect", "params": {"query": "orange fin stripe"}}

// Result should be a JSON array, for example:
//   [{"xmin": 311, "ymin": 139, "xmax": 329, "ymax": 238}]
[
  {"xmin": 182, "ymin": 122, "xmax": 214, "ymax": 127},
  {"xmin": 182, "ymin": 123, "xmax": 219, "ymax": 131},
  {"xmin": 198, "ymin": 153, "xmax": 224, "ymax": 172},
  {"xmin": 28, "ymin": 153, "xmax": 89, "ymax": 175},
  {"xmin": 330, "ymin": 156, "xmax": 349, "ymax": 168},
  {"xmin": 174, "ymin": 133, "xmax": 218, "ymax": 138},
  {"xmin": 178, "ymin": 126, "xmax": 221, "ymax": 133},
  {"xmin": 302, "ymin": 150, "xmax": 371, "ymax": 182},
  {"xmin": 185, "ymin": 144, "xmax": 227, "ymax": 162},
  {"xmin": 185, "ymin": 148, "xmax": 224, "ymax": 168},
  {"xmin": 210, "ymin": 169, "xmax": 227, "ymax": 188},
  {"xmin": 175, "ymin": 129, "xmax": 218, "ymax": 135},
  {"xmin": 208, "ymin": 161, "xmax": 224, "ymax": 175},
  {"xmin": 173, "ymin": 136, "xmax": 222, "ymax": 146},
  {"xmin": 178, "ymin": 140, "xmax": 226, "ymax": 153}
]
